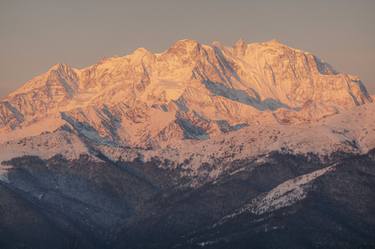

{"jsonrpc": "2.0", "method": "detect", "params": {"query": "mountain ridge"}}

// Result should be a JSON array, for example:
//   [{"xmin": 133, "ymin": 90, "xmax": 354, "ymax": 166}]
[{"xmin": 0, "ymin": 39, "xmax": 372, "ymax": 150}]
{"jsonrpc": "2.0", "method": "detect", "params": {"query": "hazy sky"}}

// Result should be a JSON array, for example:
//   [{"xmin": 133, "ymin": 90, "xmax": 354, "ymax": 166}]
[{"xmin": 0, "ymin": 0, "xmax": 374, "ymax": 97}]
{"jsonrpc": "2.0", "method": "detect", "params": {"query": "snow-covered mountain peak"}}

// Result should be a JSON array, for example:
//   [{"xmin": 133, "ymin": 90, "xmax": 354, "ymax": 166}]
[
  {"xmin": 128, "ymin": 47, "xmax": 154, "ymax": 61},
  {"xmin": 233, "ymin": 38, "xmax": 247, "ymax": 56},
  {"xmin": 48, "ymin": 63, "xmax": 73, "ymax": 72},
  {"xmin": 0, "ymin": 38, "xmax": 373, "ymax": 154},
  {"xmin": 164, "ymin": 39, "xmax": 203, "ymax": 59},
  {"xmin": 262, "ymin": 39, "xmax": 284, "ymax": 46},
  {"xmin": 170, "ymin": 38, "xmax": 201, "ymax": 49}
]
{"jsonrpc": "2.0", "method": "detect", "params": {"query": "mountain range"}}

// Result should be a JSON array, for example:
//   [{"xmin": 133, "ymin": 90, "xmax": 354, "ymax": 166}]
[{"xmin": 0, "ymin": 39, "xmax": 374, "ymax": 249}]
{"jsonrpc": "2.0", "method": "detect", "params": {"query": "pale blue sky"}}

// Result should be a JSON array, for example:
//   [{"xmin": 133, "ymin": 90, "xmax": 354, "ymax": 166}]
[{"xmin": 0, "ymin": 0, "xmax": 374, "ymax": 97}]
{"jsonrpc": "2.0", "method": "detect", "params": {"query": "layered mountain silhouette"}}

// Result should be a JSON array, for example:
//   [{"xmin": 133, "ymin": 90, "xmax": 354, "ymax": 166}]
[{"xmin": 0, "ymin": 39, "xmax": 374, "ymax": 249}]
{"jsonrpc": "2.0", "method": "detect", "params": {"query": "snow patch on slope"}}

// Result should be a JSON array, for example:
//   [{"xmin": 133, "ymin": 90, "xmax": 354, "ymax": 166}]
[
  {"xmin": 248, "ymin": 165, "xmax": 335, "ymax": 215},
  {"xmin": 215, "ymin": 165, "xmax": 336, "ymax": 227}
]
